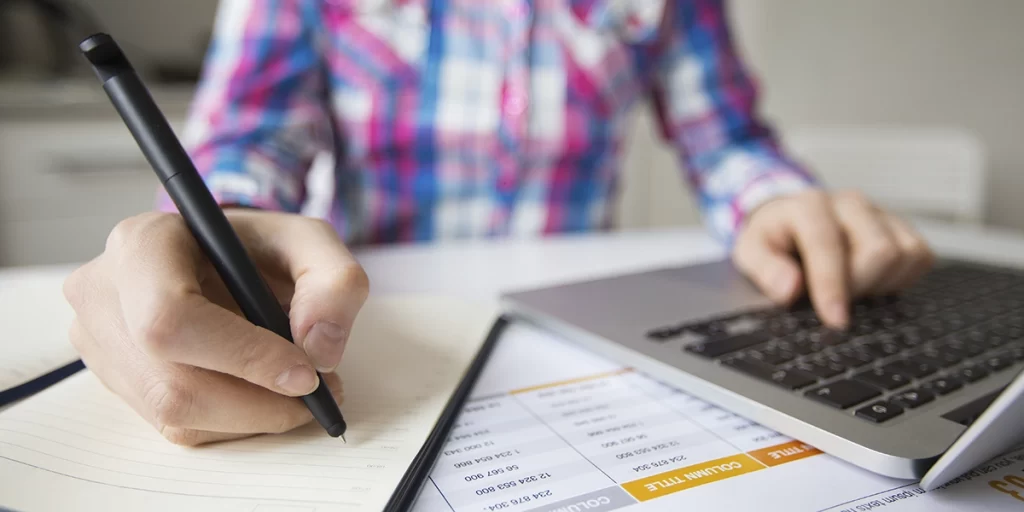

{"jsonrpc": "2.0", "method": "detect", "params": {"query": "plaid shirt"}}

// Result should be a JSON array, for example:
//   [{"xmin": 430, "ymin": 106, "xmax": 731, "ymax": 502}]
[{"xmin": 174, "ymin": 0, "xmax": 816, "ymax": 245}]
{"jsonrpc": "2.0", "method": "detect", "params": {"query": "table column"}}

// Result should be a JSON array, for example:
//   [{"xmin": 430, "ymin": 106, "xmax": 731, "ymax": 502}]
[
  {"xmin": 429, "ymin": 393, "xmax": 616, "ymax": 512},
  {"xmin": 634, "ymin": 372, "xmax": 823, "ymax": 468}
]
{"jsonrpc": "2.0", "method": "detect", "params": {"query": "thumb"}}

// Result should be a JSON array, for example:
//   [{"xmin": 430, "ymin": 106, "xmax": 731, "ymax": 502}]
[
  {"xmin": 231, "ymin": 212, "xmax": 370, "ymax": 373},
  {"xmin": 733, "ymin": 225, "xmax": 804, "ymax": 306}
]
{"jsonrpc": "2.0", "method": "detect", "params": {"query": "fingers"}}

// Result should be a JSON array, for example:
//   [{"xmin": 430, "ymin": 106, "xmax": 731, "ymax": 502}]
[
  {"xmin": 228, "ymin": 212, "xmax": 370, "ymax": 372},
  {"xmin": 99, "ymin": 214, "xmax": 322, "ymax": 397},
  {"xmin": 144, "ymin": 371, "xmax": 343, "ymax": 444},
  {"xmin": 879, "ymin": 214, "xmax": 935, "ymax": 292},
  {"xmin": 733, "ymin": 224, "xmax": 804, "ymax": 306},
  {"xmin": 833, "ymin": 192, "xmax": 902, "ymax": 297},
  {"xmin": 735, "ymin": 190, "xmax": 937, "ymax": 330},
  {"xmin": 786, "ymin": 192, "xmax": 851, "ymax": 328},
  {"xmin": 71, "ymin": 318, "xmax": 344, "ymax": 446}
]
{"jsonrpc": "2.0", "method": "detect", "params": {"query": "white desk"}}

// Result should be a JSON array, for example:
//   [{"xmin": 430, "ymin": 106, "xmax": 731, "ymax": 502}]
[
  {"xmin": 4, "ymin": 220, "xmax": 1024, "ymax": 353},
  {"xmin": 4, "ymin": 221, "xmax": 1024, "ymax": 510}
]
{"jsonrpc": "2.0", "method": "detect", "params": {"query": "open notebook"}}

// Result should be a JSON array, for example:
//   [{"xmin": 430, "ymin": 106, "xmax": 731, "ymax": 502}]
[
  {"xmin": 0, "ymin": 270, "xmax": 81, "ymax": 406},
  {"xmin": 0, "ymin": 296, "xmax": 499, "ymax": 511}
]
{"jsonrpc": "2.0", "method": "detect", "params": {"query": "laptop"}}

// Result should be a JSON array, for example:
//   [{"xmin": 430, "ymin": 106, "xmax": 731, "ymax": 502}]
[{"xmin": 503, "ymin": 259, "xmax": 1024, "ymax": 489}]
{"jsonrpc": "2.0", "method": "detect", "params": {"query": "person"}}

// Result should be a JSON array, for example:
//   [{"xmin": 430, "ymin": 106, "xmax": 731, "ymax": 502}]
[{"xmin": 62, "ymin": 0, "xmax": 934, "ymax": 446}]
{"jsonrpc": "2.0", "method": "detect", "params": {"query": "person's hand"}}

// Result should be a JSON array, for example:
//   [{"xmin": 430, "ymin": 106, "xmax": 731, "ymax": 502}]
[
  {"xmin": 733, "ymin": 190, "xmax": 935, "ymax": 329},
  {"xmin": 63, "ymin": 210, "xmax": 369, "ymax": 446}
]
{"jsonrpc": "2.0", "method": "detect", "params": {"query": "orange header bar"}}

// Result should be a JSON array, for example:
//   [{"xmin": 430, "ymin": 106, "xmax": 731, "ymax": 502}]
[
  {"xmin": 747, "ymin": 440, "xmax": 823, "ymax": 468},
  {"xmin": 510, "ymin": 368, "xmax": 633, "ymax": 395},
  {"xmin": 621, "ymin": 453, "xmax": 764, "ymax": 502}
]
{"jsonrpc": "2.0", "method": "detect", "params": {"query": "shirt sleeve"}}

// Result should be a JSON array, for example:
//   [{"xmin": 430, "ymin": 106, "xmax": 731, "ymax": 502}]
[
  {"xmin": 639, "ymin": 0, "xmax": 818, "ymax": 245},
  {"xmin": 159, "ymin": 0, "xmax": 331, "ymax": 213}
]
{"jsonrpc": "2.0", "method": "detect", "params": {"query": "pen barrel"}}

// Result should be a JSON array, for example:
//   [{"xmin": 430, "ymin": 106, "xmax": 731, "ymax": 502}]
[
  {"xmin": 83, "ymin": 33, "xmax": 345, "ymax": 438},
  {"xmin": 103, "ymin": 74, "xmax": 191, "ymax": 184}
]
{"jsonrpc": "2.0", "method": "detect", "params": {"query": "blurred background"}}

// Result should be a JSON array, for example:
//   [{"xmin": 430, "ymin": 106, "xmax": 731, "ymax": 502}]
[{"xmin": 0, "ymin": 0, "xmax": 1022, "ymax": 266}]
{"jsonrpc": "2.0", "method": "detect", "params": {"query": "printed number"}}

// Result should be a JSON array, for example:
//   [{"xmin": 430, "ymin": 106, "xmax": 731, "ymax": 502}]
[{"xmin": 989, "ymin": 474, "xmax": 1024, "ymax": 502}]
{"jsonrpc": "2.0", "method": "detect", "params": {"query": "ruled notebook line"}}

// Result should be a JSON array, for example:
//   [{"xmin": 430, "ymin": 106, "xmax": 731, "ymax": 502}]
[{"xmin": 0, "ymin": 297, "xmax": 499, "ymax": 512}]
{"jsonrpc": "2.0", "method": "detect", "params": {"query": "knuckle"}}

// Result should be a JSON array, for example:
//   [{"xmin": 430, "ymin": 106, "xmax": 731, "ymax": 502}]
[
  {"xmin": 863, "ymin": 240, "xmax": 901, "ymax": 266},
  {"xmin": 62, "ymin": 267, "xmax": 87, "ymax": 309},
  {"xmin": 270, "ymin": 407, "xmax": 311, "ymax": 434},
  {"xmin": 797, "ymin": 188, "xmax": 830, "ymax": 207},
  {"xmin": 159, "ymin": 426, "xmax": 203, "ymax": 447},
  {"xmin": 105, "ymin": 217, "xmax": 137, "ymax": 254},
  {"xmin": 67, "ymin": 321, "xmax": 89, "ymax": 354},
  {"xmin": 335, "ymin": 264, "xmax": 371, "ymax": 299},
  {"xmin": 308, "ymin": 217, "xmax": 337, "ymax": 236},
  {"xmin": 134, "ymin": 290, "xmax": 191, "ymax": 357},
  {"xmin": 837, "ymin": 189, "xmax": 870, "ymax": 207},
  {"xmin": 235, "ymin": 338, "xmax": 271, "ymax": 382},
  {"xmin": 145, "ymin": 378, "xmax": 195, "ymax": 429}
]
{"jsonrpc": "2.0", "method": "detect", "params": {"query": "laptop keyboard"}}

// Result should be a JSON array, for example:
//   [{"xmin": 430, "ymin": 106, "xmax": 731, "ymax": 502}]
[{"xmin": 646, "ymin": 262, "xmax": 1024, "ymax": 424}]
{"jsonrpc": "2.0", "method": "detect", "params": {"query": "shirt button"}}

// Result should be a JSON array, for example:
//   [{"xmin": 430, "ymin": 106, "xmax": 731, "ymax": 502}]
[{"xmin": 505, "ymin": 95, "xmax": 527, "ymax": 116}]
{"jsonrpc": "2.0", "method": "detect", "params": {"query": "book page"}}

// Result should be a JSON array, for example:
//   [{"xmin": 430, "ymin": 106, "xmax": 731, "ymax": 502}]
[
  {"xmin": 0, "ymin": 270, "xmax": 79, "ymax": 398},
  {"xmin": 0, "ymin": 296, "xmax": 497, "ymax": 512}
]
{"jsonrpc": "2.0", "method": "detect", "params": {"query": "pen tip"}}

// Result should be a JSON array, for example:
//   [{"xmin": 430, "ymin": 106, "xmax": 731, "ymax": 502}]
[{"xmin": 341, "ymin": 435, "xmax": 347, "ymax": 443}]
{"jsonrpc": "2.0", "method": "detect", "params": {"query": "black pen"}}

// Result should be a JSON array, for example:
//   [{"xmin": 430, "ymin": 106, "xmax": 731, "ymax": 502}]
[{"xmin": 79, "ymin": 33, "xmax": 347, "ymax": 441}]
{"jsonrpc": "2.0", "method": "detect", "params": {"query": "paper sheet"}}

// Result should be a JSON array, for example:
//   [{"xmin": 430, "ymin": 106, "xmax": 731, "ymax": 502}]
[
  {"xmin": 413, "ymin": 323, "xmax": 1024, "ymax": 512},
  {"xmin": 0, "ymin": 296, "xmax": 497, "ymax": 511},
  {"xmin": 0, "ymin": 271, "xmax": 79, "ymax": 396}
]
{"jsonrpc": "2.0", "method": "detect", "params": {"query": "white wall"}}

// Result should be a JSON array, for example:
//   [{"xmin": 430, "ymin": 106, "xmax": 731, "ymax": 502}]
[
  {"xmin": 732, "ymin": 0, "xmax": 1024, "ymax": 231},
  {"xmin": 75, "ymin": 0, "xmax": 218, "ymax": 65}
]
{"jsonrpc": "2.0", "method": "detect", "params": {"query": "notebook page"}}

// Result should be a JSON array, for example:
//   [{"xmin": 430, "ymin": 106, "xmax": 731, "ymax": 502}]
[
  {"xmin": 0, "ymin": 296, "xmax": 497, "ymax": 511},
  {"xmin": 0, "ymin": 270, "xmax": 79, "ymax": 395}
]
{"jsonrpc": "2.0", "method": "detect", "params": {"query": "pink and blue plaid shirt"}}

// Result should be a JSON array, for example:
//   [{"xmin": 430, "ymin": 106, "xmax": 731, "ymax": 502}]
[{"xmin": 176, "ymin": 0, "xmax": 816, "ymax": 245}]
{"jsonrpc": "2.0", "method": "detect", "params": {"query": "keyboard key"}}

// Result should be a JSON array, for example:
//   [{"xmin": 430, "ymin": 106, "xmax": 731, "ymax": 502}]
[
  {"xmin": 685, "ymin": 331, "xmax": 773, "ymax": 359},
  {"xmin": 809, "ymin": 328, "xmax": 850, "ymax": 347},
  {"xmin": 882, "ymin": 359, "xmax": 938, "ymax": 379},
  {"xmin": 922, "ymin": 376, "xmax": 964, "ymax": 395},
  {"xmin": 991, "ymin": 324, "xmax": 1024, "ymax": 339},
  {"xmin": 835, "ymin": 346, "xmax": 876, "ymax": 367},
  {"xmin": 766, "ymin": 316, "xmax": 801, "ymax": 336},
  {"xmin": 723, "ymin": 359, "xmax": 817, "ymax": 390},
  {"xmin": 856, "ymin": 401, "xmax": 904, "ymax": 423},
  {"xmin": 891, "ymin": 388, "xmax": 935, "ymax": 409},
  {"xmin": 982, "ymin": 354, "xmax": 1014, "ymax": 372},
  {"xmin": 860, "ymin": 340, "xmax": 904, "ymax": 358},
  {"xmin": 647, "ymin": 326, "xmax": 685, "ymax": 341},
  {"xmin": 913, "ymin": 348, "xmax": 963, "ymax": 368},
  {"xmin": 951, "ymin": 365, "xmax": 989, "ymax": 383},
  {"xmin": 1005, "ymin": 345, "xmax": 1024, "ymax": 362},
  {"xmin": 805, "ymin": 380, "xmax": 882, "ymax": 409},
  {"xmin": 689, "ymin": 318, "xmax": 731, "ymax": 339},
  {"xmin": 795, "ymin": 359, "xmax": 846, "ymax": 379},
  {"xmin": 941, "ymin": 336, "xmax": 987, "ymax": 358},
  {"xmin": 854, "ymin": 368, "xmax": 912, "ymax": 390},
  {"xmin": 746, "ymin": 345, "xmax": 797, "ymax": 365}
]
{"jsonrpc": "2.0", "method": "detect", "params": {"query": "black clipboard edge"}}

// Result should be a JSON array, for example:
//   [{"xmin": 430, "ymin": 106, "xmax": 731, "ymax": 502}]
[
  {"xmin": 0, "ymin": 359, "xmax": 86, "ymax": 408},
  {"xmin": 384, "ymin": 315, "xmax": 510, "ymax": 511}
]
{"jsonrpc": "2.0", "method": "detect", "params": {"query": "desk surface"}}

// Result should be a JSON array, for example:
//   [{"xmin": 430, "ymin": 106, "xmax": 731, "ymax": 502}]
[
  {"xmin": 4, "ymin": 222, "xmax": 1024, "ymax": 510},
  {"xmin": 4, "ymin": 219, "xmax": 1024, "ymax": 306}
]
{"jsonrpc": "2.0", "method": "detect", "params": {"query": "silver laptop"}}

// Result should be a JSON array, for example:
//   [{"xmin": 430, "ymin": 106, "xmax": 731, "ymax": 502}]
[{"xmin": 503, "ymin": 259, "xmax": 1024, "ymax": 489}]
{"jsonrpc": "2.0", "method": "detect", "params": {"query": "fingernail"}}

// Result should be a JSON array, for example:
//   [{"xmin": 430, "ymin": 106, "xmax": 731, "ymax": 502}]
[
  {"xmin": 828, "ymin": 301, "xmax": 849, "ymax": 328},
  {"xmin": 276, "ymin": 365, "xmax": 319, "ymax": 395},
  {"xmin": 304, "ymin": 322, "xmax": 348, "ymax": 372}
]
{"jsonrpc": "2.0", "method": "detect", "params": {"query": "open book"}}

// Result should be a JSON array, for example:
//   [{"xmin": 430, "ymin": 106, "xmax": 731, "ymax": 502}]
[
  {"xmin": 0, "ymin": 296, "xmax": 498, "ymax": 511},
  {"xmin": 0, "ymin": 270, "xmax": 81, "ymax": 407}
]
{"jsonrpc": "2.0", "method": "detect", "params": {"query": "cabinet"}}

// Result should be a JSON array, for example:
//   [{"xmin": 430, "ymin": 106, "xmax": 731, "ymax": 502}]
[{"xmin": 0, "ymin": 117, "xmax": 184, "ymax": 266}]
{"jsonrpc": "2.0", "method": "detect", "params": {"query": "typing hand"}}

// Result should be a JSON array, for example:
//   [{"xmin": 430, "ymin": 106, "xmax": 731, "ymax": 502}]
[
  {"xmin": 63, "ymin": 211, "xmax": 369, "ymax": 445},
  {"xmin": 732, "ymin": 190, "xmax": 935, "ymax": 329}
]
